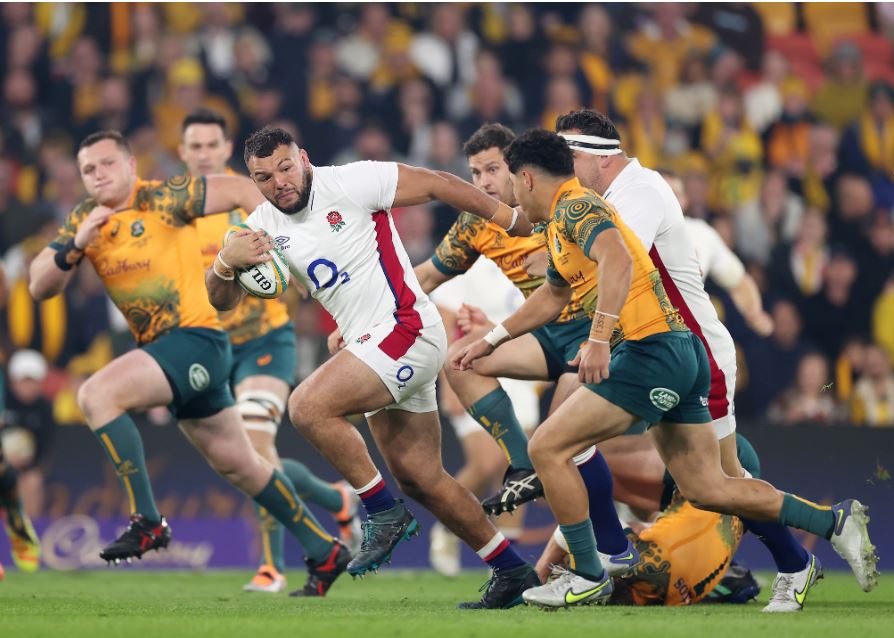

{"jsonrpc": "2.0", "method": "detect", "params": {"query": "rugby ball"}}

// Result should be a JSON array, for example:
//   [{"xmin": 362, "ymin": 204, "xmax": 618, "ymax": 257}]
[{"xmin": 223, "ymin": 223, "xmax": 290, "ymax": 299}]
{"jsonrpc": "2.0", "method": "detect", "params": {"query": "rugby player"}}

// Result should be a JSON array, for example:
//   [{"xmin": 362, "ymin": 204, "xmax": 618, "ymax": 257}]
[
  {"xmin": 554, "ymin": 108, "xmax": 877, "ymax": 608},
  {"xmin": 29, "ymin": 131, "xmax": 350, "ymax": 597},
  {"xmin": 455, "ymin": 129, "xmax": 875, "ymax": 609},
  {"xmin": 0, "ymin": 342, "xmax": 41, "ymax": 576},
  {"xmin": 206, "ymin": 126, "xmax": 539, "ymax": 608},
  {"xmin": 536, "ymin": 434, "xmax": 767, "ymax": 607},
  {"xmin": 326, "ymin": 123, "xmax": 638, "ymax": 577},
  {"xmin": 180, "ymin": 109, "xmax": 360, "ymax": 594}
]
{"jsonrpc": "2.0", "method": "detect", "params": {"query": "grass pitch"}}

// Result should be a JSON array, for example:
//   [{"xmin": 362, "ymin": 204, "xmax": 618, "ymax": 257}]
[{"xmin": 1, "ymin": 570, "xmax": 889, "ymax": 638}]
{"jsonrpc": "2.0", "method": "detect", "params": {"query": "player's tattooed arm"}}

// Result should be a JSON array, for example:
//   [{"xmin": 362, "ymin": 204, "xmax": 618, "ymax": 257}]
[
  {"xmin": 204, "ymin": 174, "xmax": 265, "ymax": 217},
  {"xmin": 393, "ymin": 164, "xmax": 534, "ymax": 236}
]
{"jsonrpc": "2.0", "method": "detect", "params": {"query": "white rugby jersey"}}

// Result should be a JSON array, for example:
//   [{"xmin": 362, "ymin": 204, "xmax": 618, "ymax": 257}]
[
  {"xmin": 246, "ymin": 161, "xmax": 442, "ymax": 358},
  {"xmin": 683, "ymin": 217, "xmax": 746, "ymax": 290},
  {"xmin": 603, "ymin": 158, "xmax": 737, "ymax": 420}
]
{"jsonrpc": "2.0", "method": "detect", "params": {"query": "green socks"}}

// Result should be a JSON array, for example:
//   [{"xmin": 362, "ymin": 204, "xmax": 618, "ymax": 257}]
[
  {"xmin": 559, "ymin": 519, "xmax": 605, "ymax": 581},
  {"xmin": 252, "ymin": 503, "xmax": 286, "ymax": 571},
  {"xmin": 779, "ymin": 493, "xmax": 836, "ymax": 539},
  {"xmin": 95, "ymin": 415, "xmax": 160, "ymax": 522},
  {"xmin": 468, "ymin": 387, "xmax": 532, "ymax": 470},
  {"xmin": 282, "ymin": 458, "xmax": 345, "ymax": 513},
  {"xmin": 254, "ymin": 469, "xmax": 335, "ymax": 562}
]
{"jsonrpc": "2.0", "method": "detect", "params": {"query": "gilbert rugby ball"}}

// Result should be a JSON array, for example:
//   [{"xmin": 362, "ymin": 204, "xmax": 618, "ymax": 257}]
[{"xmin": 223, "ymin": 223, "xmax": 290, "ymax": 299}]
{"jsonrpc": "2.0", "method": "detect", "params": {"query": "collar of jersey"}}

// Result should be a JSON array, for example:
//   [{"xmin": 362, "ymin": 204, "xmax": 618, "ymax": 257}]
[{"xmin": 549, "ymin": 177, "xmax": 583, "ymax": 220}]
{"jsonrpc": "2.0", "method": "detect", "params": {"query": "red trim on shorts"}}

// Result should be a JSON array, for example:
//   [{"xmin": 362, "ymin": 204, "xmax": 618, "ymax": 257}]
[
  {"xmin": 372, "ymin": 211, "xmax": 423, "ymax": 360},
  {"xmin": 648, "ymin": 247, "xmax": 729, "ymax": 420}
]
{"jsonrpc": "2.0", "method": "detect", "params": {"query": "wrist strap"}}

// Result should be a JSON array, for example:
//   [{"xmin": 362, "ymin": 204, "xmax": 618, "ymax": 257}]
[
  {"xmin": 505, "ymin": 208, "xmax": 519, "ymax": 233},
  {"xmin": 588, "ymin": 338, "xmax": 609, "ymax": 345},
  {"xmin": 213, "ymin": 253, "xmax": 236, "ymax": 280},
  {"xmin": 483, "ymin": 323, "xmax": 511, "ymax": 347},
  {"xmin": 53, "ymin": 239, "xmax": 85, "ymax": 271},
  {"xmin": 216, "ymin": 251, "xmax": 235, "ymax": 271}
]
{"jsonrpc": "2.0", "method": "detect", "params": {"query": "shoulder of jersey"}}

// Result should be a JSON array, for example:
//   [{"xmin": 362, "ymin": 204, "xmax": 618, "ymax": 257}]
[{"xmin": 223, "ymin": 222, "xmax": 290, "ymax": 299}]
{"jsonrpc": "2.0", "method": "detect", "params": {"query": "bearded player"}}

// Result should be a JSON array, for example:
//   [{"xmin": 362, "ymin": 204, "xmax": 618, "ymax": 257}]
[
  {"xmin": 206, "ymin": 126, "xmax": 539, "ymax": 609},
  {"xmin": 180, "ymin": 109, "xmax": 360, "ymax": 595}
]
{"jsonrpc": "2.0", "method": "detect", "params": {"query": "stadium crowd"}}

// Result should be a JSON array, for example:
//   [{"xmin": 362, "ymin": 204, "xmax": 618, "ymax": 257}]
[{"xmin": 1, "ymin": 0, "xmax": 893, "ymax": 457}]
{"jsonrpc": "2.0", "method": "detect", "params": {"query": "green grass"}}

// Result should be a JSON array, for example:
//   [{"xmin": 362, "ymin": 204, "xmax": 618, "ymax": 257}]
[{"xmin": 0, "ymin": 570, "xmax": 890, "ymax": 638}]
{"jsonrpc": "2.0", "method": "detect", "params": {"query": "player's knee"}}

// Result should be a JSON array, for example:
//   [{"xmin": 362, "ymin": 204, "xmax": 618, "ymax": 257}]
[
  {"xmin": 677, "ymin": 483, "xmax": 726, "ymax": 513},
  {"xmin": 527, "ymin": 433, "xmax": 555, "ymax": 469},
  {"xmin": 77, "ymin": 375, "xmax": 104, "ymax": 422},
  {"xmin": 287, "ymin": 385, "xmax": 324, "ymax": 432}
]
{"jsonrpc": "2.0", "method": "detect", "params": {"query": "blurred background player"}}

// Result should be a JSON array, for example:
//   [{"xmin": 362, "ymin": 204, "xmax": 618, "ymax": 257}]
[
  {"xmin": 28, "ymin": 131, "xmax": 350, "ymax": 597},
  {"xmin": 180, "ymin": 108, "xmax": 360, "ymax": 594},
  {"xmin": 0, "ymin": 342, "xmax": 42, "ymax": 579}
]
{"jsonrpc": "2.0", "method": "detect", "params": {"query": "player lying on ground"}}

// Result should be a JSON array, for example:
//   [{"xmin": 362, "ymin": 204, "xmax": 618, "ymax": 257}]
[
  {"xmin": 327, "ymin": 123, "xmax": 638, "ymax": 576},
  {"xmin": 206, "ymin": 126, "xmax": 539, "ymax": 609},
  {"xmin": 538, "ymin": 434, "xmax": 824, "ymax": 611},
  {"xmin": 180, "ymin": 108, "xmax": 360, "ymax": 595},
  {"xmin": 454, "ymin": 129, "xmax": 876, "ymax": 609},
  {"xmin": 29, "ymin": 131, "xmax": 349, "ymax": 597}
]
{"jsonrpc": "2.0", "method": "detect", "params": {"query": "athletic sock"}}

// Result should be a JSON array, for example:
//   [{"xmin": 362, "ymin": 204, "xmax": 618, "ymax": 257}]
[
  {"xmin": 576, "ymin": 450, "xmax": 628, "ymax": 556},
  {"xmin": 0, "ymin": 464, "xmax": 28, "ymax": 537},
  {"xmin": 778, "ymin": 493, "xmax": 836, "ymax": 540},
  {"xmin": 559, "ymin": 519, "xmax": 605, "ymax": 581},
  {"xmin": 94, "ymin": 414, "xmax": 160, "ymax": 522},
  {"xmin": 355, "ymin": 472, "xmax": 397, "ymax": 516},
  {"xmin": 467, "ymin": 387, "xmax": 532, "ymax": 471},
  {"xmin": 282, "ymin": 458, "xmax": 344, "ymax": 512},
  {"xmin": 476, "ymin": 532, "xmax": 526, "ymax": 571},
  {"xmin": 252, "ymin": 503, "xmax": 286, "ymax": 572},
  {"xmin": 744, "ymin": 518, "xmax": 810, "ymax": 573},
  {"xmin": 254, "ymin": 469, "xmax": 335, "ymax": 562}
]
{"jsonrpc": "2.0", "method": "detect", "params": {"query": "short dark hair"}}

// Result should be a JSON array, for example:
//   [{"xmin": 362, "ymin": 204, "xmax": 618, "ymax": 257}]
[
  {"xmin": 504, "ymin": 128, "xmax": 574, "ymax": 177},
  {"xmin": 181, "ymin": 107, "xmax": 228, "ymax": 136},
  {"xmin": 554, "ymin": 109, "xmax": 621, "ymax": 143},
  {"xmin": 243, "ymin": 126, "xmax": 295, "ymax": 165},
  {"xmin": 462, "ymin": 123, "xmax": 516, "ymax": 157},
  {"xmin": 78, "ymin": 130, "xmax": 131, "ymax": 155}
]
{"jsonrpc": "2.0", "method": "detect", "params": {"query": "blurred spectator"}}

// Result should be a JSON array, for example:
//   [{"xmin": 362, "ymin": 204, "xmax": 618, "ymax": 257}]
[
  {"xmin": 40, "ymin": 157, "xmax": 84, "ymax": 224},
  {"xmin": 838, "ymin": 81, "xmax": 894, "ymax": 206},
  {"xmin": 0, "ymin": 158, "xmax": 52, "ymax": 255},
  {"xmin": 76, "ymin": 75, "xmax": 143, "ymax": 141},
  {"xmin": 332, "ymin": 123, "xmax": 402, "ymax": 165},
  {"xmin": 801, "ymin": 122, "xmax": 840, "ymax": 211},
  {"xmin": 811, "ymin": 42, "xmax": 868, "ymax": 131},
  {"xmin": 768, "ymin": 351, "xmax": 842, "ymax": 425},
  {"xmin": 2, "ymin": 67, "xmax": 54, "ymax": 161},
  {"xmin": 766, "ymin": 77, "xmax": 814, "ymax": 179},
  {"xmin": 394, "ymin": 204, "xmax": 435, "ymax": 266},
  {"xmin": 874, "ymin": 277, "xmax": 894, "ymax": 363},
  {"xmin": 423, "ymin": 121, "xmax": 467, "ymax": 178},
  {"xmin": 802, "ymin": 247, "xmax": 870, "ymax": 359},
  {"xmin": 2, "ymin": 349, "xmax": 54, "ymax": 515},
  {"xmin": 626, "ymin": 4, "xmax": 715, "ymax": 93},
  {"xmin": 679, "ymin": 154, "xmax": 716, "ymax": 219},
  {"xmin": 767, "ymin": 207, "xmax": 828, "ymax": 300},
  {"xmin": 54, "ymin": 36, "xmax": 104, "ymax": 135},
  {"xmin": 498, "ymin": 4, "xmax": 545, "ymax": 109},
  {"xmin": 625, "ymin": 82, "xmax": 667, "ymax": 168},
  {"xmin": 700, "ymin": 88, "xmax": 763, "ymax": 213},
  {"xmin": 851, "ymin": 345, "xmax": 894, "ymax": 427},
  {"xmin": 735, "ymin": 170, "xmax": 804, "ymax": 265},
  {"xmin": 578, "ymin": 5, "xmax": 624, "ymax": 113},
  {"xmin": 391, "ymin": 77, "xmax": 436, "ymax": 162},
  {"xmin": 664, "ymin": 51, "xmax": 717, "ymax": 130},
  {"xmin": 744, "ymin": 50, "xmax": 789, "ymax": 133},
  {"xmin": 336, "ymin": 4, "xmax": 393, "ymax": 81},
  {"xmin": 740, "ymin": 299, "xmax": 813, "ymax": 416},
  {"xmin": 693, "ymin": 3, "xmax": 764, "ymax": 71},
  {"xmin": 409, "ymin": 4, "xmax": 479, "ymax": 90}
]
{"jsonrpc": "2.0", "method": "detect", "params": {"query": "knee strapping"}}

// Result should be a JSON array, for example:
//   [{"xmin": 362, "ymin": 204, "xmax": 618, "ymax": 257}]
[{"xmin": 238, "ymin": 390, "xmax": 285, "ymax": 435}]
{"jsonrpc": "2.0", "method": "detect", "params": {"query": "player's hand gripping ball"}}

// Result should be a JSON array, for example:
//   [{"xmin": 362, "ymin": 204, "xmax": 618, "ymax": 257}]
[{"xmin": 223, "ymin": 223, "xmax": 290, "ymax": 299}]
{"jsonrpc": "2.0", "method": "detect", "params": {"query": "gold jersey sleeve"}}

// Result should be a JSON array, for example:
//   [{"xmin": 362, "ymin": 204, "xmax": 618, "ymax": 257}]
[
  {"xmin": 546, "ymin": 178, "xmax": 687, "ymax": 344},
  {"xmin": 433, "ymin": 212, "xmax": 582, "ymax": 321},
  {"xmin": 51, "ymin": 177, "xmax": 221, "ymax": 345},
  {"xmin": 195, "ymin": 210, "xmax": 291, "ymax": 345}
]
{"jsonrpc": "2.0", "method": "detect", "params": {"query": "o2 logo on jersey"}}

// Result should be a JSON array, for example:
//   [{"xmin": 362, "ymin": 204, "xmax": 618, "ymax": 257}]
[
  {"xmin": 307, "ymin": 258, "xmax": 351, "ymax": 290},
  {"xmin": 396, "ymin": 365, "xmax": 414, "ymax": 391}
]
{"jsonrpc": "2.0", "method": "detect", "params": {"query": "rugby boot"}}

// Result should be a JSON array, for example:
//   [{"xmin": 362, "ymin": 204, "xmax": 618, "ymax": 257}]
[
  {"xmin": 347, "ymin": 500, "xmax": 419, "ymax": 576},
  {"xmin": 100, "ymin": 514, "xmax": 171, "ymax": 564},
  {"xmin": 830, "ymin": 499, "xmax": 879, "ymax": 592},
  {"xmin": 290, "ymin": 540, "xmax": 351, "ymax": 597},
  {"xmin": 481, "ymin": 467, "xmax": 543, "ymax": 516},
  {"xmin": 457, "ymin": 564, "xmax": 541, "ymax": 609},
  {"xmin": 762, "ymin": 554, "xmax": 823, "ymax": 612}
]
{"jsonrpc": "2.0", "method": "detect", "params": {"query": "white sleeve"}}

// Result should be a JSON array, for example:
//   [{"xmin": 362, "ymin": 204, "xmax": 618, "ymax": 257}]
[
  {"xmin": 244, "ymin": 204, "xmax": 274, "ymax": 234},
  {"xmin": 608, "ymin": 185, "xmax": 665, "ymax": 251},
  {"xmin": 701, "ymin": 222, "xmax": 746, "ymax": 289},
  {"xmin": 337, "ymin": 161, "xmax": 399, "ymax": 212}
]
